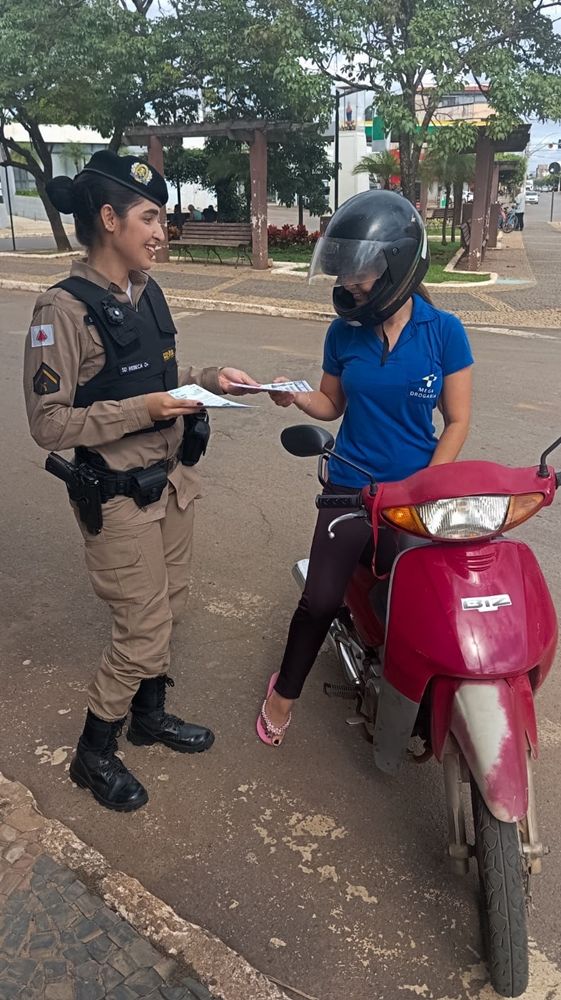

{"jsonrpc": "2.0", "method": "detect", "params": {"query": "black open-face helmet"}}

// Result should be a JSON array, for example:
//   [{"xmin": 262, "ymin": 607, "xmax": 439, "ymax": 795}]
[{"xmin": 309, "ymin": 189, "xmax": 429, "ymax": 325}]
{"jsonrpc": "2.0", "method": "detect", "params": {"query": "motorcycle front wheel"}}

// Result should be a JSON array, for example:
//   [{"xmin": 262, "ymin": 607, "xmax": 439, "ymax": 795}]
[{"xmin": 471, "ymin": 781, "xmax": 529, "ymax": 997}]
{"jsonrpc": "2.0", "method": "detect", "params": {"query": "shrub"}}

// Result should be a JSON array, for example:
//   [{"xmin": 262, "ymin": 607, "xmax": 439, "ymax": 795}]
[{"xmin": 267, "ymin": 223, "xmax": 320, "ymax": 248}]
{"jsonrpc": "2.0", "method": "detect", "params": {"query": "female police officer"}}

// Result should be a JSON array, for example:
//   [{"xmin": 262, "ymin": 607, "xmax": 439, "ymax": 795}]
[{"xmin": 23, "ymin": 151, "xmax": 258, "ymax": 811}]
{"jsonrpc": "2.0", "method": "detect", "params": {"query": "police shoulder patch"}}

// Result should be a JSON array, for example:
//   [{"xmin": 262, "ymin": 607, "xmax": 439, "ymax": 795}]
[
  {"xmin": 30, "ymin": 323, "xmax": 55, "ymax": 348},
  {"xmin": 33, "ymin": 363, "xmax": 61, "ymax": 395}
]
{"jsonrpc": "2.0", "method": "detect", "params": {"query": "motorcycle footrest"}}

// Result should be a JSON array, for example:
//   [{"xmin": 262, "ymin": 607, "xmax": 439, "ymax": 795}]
[{"xmin": 323, "ymin": 682, "xmax": 359, "ymax": 699}]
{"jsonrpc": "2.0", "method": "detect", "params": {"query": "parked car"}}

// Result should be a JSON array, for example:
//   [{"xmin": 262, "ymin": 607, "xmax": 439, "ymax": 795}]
[{"xmin": 526, "ymin": 191, "xmax": 539, "ymax": 205}]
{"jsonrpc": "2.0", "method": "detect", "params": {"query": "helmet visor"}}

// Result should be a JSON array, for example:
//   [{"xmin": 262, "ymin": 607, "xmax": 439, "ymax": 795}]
[{"xmin": 309, "ymin": 236, "xmax": 389, "ymax": 286}]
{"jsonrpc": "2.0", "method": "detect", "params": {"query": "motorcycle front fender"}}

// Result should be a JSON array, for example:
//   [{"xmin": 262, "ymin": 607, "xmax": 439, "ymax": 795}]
[{"xmin": 449, "ymin": 677, "xmax": 535, "ymax": 822}]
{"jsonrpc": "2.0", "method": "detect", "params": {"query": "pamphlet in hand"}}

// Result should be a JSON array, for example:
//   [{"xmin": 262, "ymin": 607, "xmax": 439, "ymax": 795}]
[
  {"xmin": 168, "ymin": 385, "xmax": 253, "ymax": 408},
  {"xmin": 229, "ymin": 379, "xmax": 313, "ymax": 394}
]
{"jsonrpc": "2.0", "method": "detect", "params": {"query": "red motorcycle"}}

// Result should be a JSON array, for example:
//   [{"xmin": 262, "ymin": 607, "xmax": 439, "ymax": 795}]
[{"xmin": 282, "ymin": 424, "xmax": 561, "ymax": 999}]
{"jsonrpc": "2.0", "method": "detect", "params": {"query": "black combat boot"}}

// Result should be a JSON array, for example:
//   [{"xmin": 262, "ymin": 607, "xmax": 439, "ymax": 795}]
[
  {"xmin": 69, "ymin": 711, "xmax": 148, "ymax": 812},
  {"xmin": 126, "ymin": 675, "xmax": 215, "ymax": 754}
]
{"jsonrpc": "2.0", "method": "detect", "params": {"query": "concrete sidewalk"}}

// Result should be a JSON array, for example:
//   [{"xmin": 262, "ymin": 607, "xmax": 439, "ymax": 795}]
[
  {"xmin": 0, "ymin": 773, "xmax": 288, "ymax": 1000},
  {"xmin": 2, "ymin": 219, "xmax": 559, "ymax": 330}
]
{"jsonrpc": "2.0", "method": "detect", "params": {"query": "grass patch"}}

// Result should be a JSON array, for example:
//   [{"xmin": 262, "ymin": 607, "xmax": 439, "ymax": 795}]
[
  {"xmin": 426, "ymin": 242, "xmax": 489, "ymax": 283},
  {"xmin": 170, "ymin": 244, "xmax": 314, "ymax": 264}
]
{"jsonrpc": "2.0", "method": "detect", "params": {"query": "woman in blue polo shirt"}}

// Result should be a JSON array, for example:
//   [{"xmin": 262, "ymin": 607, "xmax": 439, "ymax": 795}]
[{"xmin": 258, "ymin": 189, "xmax": 474, "ymax": 746}]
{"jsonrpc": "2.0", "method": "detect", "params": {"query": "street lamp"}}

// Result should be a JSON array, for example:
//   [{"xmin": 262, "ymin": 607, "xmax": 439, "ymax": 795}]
[{"xmin": 0, "ymin": 146, "xmax": 16, "ymax": 252}]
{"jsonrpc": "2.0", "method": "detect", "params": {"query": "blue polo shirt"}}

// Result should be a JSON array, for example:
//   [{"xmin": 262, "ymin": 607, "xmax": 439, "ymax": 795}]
[{"xmin": 323, "ymin": 294, "xmax": 474, "ymax": 486}]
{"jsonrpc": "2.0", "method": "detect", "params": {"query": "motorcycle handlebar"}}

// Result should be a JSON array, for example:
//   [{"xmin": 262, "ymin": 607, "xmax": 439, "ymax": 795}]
[{"xmin": 316, "ymin": 494, "xmax": 363, "ymax": 510}]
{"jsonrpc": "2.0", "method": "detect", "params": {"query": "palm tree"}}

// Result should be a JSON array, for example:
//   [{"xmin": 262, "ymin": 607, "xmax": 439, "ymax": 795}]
[
  {"xmin": 421, "ymin": 151, "xmax": 475, "ymax": 244},
  {"xmin": 352, "ymin": 151, "xmax": 398, "ymax": 190}
]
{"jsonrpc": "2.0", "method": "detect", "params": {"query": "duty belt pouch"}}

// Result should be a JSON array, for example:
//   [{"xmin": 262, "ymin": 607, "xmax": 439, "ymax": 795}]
[
  {"xmin": 129, "ymin": 464, "xmax": 168, "ymax": 507},
  {"xmin": 180, "ymin": 410, "xmax": 210, "ymax": 466}
]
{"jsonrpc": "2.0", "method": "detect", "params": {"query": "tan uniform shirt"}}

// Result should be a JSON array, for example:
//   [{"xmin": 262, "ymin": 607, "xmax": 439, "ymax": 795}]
[{"xmin": 23, "ymin": 260, "xmax": 222, "ymax": 524}]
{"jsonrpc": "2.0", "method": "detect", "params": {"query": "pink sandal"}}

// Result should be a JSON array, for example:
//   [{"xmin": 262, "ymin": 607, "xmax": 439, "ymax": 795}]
[{"xmin": 256, "ymin": 672, "xmax": 292, "ymax": 747}]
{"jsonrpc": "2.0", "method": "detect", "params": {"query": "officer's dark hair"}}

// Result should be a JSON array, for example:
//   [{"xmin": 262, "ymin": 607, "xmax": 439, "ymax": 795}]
[{"xmin": 46, "ymin": 173, "xmax": 143, "ymax": 248}]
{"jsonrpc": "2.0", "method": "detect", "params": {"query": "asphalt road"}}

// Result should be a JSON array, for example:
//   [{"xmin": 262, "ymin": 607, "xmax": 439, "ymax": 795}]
[{"xmin": 1, "ymin": 290, "xmax": 561, "ymax": 1000}]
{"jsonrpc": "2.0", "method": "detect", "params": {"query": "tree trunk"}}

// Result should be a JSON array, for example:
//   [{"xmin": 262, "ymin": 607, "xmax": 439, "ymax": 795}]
[
  {"xmin": 108, "ymin": 130, "xmax": 123, "ymax": 154},
  {"xmin": 298, "ymin": 193, "xmax": 304, "ymax": 226},
  {"xmin": 176, "ymin": 178, "xmax": 182, "ymax": 211},
  {"xmin": 441, "ymin": 184, "xmax": 451, "ymax": 245},
  {"xmin": 398, "ymin": 133, "xmax": 420, "ymax": 204},
  {"xmin": 36, "ymin": 174, "xmax": 72, "ymax": 251}
]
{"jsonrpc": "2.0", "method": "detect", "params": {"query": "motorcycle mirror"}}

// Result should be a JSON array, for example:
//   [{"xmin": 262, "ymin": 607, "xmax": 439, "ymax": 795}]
[
  {"xmin": 538, "ymin": 433, "xmax": 561, "ymax": 477},
  {"xmin": 281, "ymin": 424, "xmax": 335, "ymax": 457}
]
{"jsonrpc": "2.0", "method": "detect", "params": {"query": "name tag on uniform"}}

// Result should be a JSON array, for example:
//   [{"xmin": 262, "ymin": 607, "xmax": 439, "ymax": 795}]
[
  {"xmin": 119, "ymin": 361, "xmax": 151, "ymax": 375},
  {"xmin": 30, "ymin": 324, "xmax": 55, "ymax": 347}
]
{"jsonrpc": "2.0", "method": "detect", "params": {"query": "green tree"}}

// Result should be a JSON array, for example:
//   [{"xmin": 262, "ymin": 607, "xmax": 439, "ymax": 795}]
[
  {"xmin": 164, "ymin": 144, "xmax": 210, "ymax": 210},
  {"xmin": 167, "ymin": 0, "xmax": 333, "ymax": 219},
  {"xmin": 270, "ymin": 0, "xmax": 561, "ymax": 203},
  {"xmin": 63, "ymin": 142, "xmax": 86, "ymax": 175},
  {"xmin": 421, "ymin": 145, "xmax": 475, "ymax": 243},
  {"xmin": 352, "ymin": 150, "xmax": 398, "ymax": 190},
  {"xmin": 0, "ymin": 0, "xmax": 191, "ymax": 248},
  {"xmin": 496, "ymin": 153, "xmax": 528, "ymax": 197}
]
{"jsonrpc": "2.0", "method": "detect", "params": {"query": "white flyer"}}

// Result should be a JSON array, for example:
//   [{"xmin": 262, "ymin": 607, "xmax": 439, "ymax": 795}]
[
  {"xmin": 229, "ymin": 379, "xmax": 313, "ymax": 393},
  {"xmin": 168, "ymin": 385, "xmax": 253, "ymax": 408}
]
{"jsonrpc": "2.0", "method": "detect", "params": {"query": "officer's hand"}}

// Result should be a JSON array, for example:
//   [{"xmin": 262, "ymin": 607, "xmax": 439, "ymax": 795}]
[
  {"xmin": 268, "ymin": 376, "xmax": 296, "ymax": 408},
  {"xmin": 218, "ymin": 367, "xmax": 261, "ymax": 395},
  {"xmin": 145, "ymin": 392, "xmax": 204, "ymax": 420}
]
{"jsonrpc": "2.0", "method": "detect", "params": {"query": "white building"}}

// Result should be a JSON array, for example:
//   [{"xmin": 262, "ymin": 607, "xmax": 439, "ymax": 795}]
[{"xmin": 0, "ymin": 124, "xmax": 214, "ymax": 225}]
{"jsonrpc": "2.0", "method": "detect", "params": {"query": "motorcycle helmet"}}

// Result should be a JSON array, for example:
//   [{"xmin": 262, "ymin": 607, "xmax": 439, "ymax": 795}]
[{"xmin": 309, "ymin": 190, "xmax": 429, "ymax": 325}]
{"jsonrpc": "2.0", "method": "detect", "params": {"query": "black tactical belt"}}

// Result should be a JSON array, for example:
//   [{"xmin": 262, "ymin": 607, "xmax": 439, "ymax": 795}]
[{"xmin": 75, "ymin": 448, "xmax": 178, "ymax": 506}]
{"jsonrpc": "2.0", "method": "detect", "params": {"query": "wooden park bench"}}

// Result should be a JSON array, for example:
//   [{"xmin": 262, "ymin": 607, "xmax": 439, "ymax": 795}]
[{"xmin": 169, "ymin": 222, "xmax": 252, "ymax": 266}]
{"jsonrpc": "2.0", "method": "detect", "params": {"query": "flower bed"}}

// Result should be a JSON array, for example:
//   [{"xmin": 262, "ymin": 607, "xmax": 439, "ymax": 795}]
[{"xmin": 267, "ymin": 224, "xmax": 320, "ymax": 248}]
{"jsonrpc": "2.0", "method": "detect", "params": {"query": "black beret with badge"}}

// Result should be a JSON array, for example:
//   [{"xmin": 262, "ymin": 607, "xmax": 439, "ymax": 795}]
[{"xmin": 81, "ymin": 150, "xmax": 168, "ymax": 207}]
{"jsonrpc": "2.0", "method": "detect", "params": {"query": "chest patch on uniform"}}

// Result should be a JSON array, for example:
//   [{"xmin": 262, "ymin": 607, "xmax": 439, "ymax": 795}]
[
  {"xmin": 33, "ymin": 363, "xmax": 61, "ymax": 395},
  {"xmin": 162, "ymin": 348, "xmax": 176, "ymax": 362},
  {"xmin": 119, "ymin": 361, "xmax": 151, "ymax": 375},
  {"xmin": 30, "ymin": 324, "xmax": 55, "ymax": 348}
]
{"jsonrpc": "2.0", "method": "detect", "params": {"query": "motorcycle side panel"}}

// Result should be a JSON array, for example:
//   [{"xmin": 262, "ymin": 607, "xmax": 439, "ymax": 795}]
[
  {"xmin": 345, "ymin": 564, "xmax": 386, "ymax": 647},
  {"xmin": 450, "ymin": 679, "xmax": 533, "ymax": 822},
  {"xmin": 383, "ymin": 539, "xmax": 558, "ymax": 704}
]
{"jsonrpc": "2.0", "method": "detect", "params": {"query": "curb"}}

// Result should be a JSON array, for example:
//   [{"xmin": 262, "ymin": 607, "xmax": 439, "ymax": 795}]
[
  {"xmin": 0, "ymin": 771, "xmax": 288, "ymax": 1000},
  {"xmin": 0, "ymin": 277, "xmax": 333, "ymax": 322},
  {"xmin": 0, "ymin": 250, "xmax": 81, "ymax": 259}
]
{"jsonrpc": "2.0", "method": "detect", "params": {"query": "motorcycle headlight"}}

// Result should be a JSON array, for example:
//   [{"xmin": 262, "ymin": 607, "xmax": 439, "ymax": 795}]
[{"xmin": 382, "ymin": 493, "xmax": 545, "ymax": 540}]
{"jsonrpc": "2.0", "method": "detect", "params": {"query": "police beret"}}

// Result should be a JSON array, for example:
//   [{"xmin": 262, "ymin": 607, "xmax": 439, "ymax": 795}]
[{"xmin": 81, "ymin": 150, "xmax": 168, "ymax": 207}]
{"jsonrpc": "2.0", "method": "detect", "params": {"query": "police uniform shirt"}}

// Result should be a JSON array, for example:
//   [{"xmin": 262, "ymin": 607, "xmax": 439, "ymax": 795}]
[
  {"xmin": 23, "ymin": 259, "xmax": 222, "ymax": 524},
  {"xmin": 323, "ymin": 293, "xmax": 474, "ymax": 486}
]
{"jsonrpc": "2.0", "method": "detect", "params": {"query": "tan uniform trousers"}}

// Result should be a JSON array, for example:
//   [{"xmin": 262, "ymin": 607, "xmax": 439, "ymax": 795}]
[{"xmin": 79, "ymin": 486, "xmax": 194, "ymax": 722}]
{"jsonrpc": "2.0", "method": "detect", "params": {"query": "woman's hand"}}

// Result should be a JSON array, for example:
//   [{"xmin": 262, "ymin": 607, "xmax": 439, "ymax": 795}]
[
  {"xmin": 268, "ymin": 375, "xmax": 298, "ymax": 408},
  {"xmin": 218, "ymin": 367, "xmax": 261, "ymax": 395},
  {"xmin": 145, "ymin": 392, "xmax": 204, "ymax": 421}
]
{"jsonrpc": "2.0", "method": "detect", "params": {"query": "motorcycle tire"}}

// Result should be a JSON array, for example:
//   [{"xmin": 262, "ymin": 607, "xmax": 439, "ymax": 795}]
[{"xmin": 471, "ymin": 781, "xmax": 529, "ymax": 998}]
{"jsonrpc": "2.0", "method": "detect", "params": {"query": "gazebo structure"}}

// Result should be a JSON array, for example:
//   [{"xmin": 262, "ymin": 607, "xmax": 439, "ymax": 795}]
[
  {"xmin": 125, "ymin": 120, "xmax": 315, "ymax": 269},
  {"xmin": 463, "ymin": 123, "xmax": 530, "ymax": 270}
]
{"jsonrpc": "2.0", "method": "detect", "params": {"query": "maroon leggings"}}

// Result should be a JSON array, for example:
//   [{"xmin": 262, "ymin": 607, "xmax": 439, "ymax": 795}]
[{"xmin": 275, "ymin": 482, "xmax": 375, "ymax": 700}]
